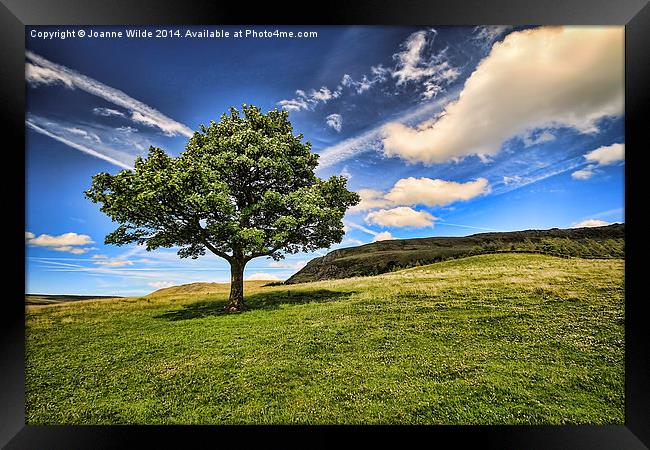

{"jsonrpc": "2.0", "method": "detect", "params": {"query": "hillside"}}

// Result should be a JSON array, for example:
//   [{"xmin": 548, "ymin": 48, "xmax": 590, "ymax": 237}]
[
  {"xmin": 25, "ymin": 294, "xmax": 124, "ymax": 305},
  {"xmin": 146, "ymin": 280, "xmax": 274, "ymax": 298},
  {"xmin": 286, "ymin": 223, "xmax": 624, "ymax": 284},
  {"xmin": 25, "ymin": 253, "xmax": 624, "ymax": 424}
]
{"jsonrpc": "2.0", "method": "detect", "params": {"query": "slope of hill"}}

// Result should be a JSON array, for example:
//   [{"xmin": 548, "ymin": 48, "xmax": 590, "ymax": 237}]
[
  {"xmin": 25, "ymin": 294, "xmax": 124, "ymax": 305},
  {"xmin": 286, "ymin": 224, "xmax": 624, "ymax": 284},
  {"xmin": 146, "ymin": 280, "xmax": 274, "ymax": 298}
]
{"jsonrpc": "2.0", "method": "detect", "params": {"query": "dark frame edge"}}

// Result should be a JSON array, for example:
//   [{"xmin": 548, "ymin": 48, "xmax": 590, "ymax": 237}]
[
  {"xmin": 3, "ymin": 0, "xmax": 649, "ymax": 448},
  {"xmin": 0, "ymin": 0, "xmax": 25, "ymax": 445},
  {"xmin": 0, "ymin": 0, "xmax": 26, "ymax": 448},
  {"xmin": 625, "ymin": 1, "xmax": 650, "ymax": 447}
]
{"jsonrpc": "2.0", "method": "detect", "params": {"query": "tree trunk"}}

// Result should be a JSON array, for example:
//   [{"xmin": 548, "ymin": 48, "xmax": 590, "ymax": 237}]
[{"xmin": 225, "ymin": 258, "xmax": 246, "ymax": 312}]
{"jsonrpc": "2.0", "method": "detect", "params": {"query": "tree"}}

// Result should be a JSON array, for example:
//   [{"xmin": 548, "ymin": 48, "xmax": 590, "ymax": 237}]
[{"xmin": 85, "ymin": 105, "xmax": 359, "ymax": 312}]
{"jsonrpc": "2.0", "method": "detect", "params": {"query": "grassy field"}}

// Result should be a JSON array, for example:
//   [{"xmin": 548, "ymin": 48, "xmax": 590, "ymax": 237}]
[{"xmin": 25, "ymin": 253, "xmax": 624, "ymax": 425}]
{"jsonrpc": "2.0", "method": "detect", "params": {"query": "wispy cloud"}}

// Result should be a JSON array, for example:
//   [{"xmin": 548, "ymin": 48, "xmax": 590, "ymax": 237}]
[
  {"xmin": 391, "ymin": 29, "xmax": 461, "ymax": 99},
  {"xmin": 345, "ymin": 221, "xmax": 381, "ymax": 237},
  {"xmin": 492, "ymin": 156, "xmax": 586, "ymax": 195},
  {"xmin": 26, "ymin": 51, "xmax": 193, "ymax": 137},
  {"xmin": 341, "ymin": 65, "xmax": 389, "ymax": 94},
  {"xmin": 343, "ymin": 221, "xmax": 393, "ymax": 242},
  {"xmin": 92, "ymin": 107, "xmax": 125, "ymax": 118},
  {"xmin": 582, "ymin": 207, "xmax": 624, "ymax": 221},
  {"xmin": 26, "ymin": 116, "xmax": 136, "ymax": 170},
  {"xmin": 278, "ymin": 28, "xmax": 461, "ymax": 113},
  {"xmin": 326, "ymin": 114, "xmax": 343, "ymax": 132},
  {"xmin": 471, "ymin": 25, "xmax": 512, "ymax": 49},
  {"xmin": 434, "ymin": 222, "xmax": 497, "ymax": 232},
  {"xmin": 278, "ymin": 87, "xmax": 342, "ymax": 112}
]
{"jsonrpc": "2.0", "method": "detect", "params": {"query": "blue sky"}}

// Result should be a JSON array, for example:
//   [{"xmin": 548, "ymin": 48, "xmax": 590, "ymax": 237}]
[{"xmin": 25, "ymin": 25, "xmax": 625, "ymax": 295}]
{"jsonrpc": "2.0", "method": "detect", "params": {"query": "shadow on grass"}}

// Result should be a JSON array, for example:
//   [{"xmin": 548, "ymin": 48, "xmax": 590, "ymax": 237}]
[{"xmin": 154, "ymin": 289, "xmax": 353, "ymax": 321}]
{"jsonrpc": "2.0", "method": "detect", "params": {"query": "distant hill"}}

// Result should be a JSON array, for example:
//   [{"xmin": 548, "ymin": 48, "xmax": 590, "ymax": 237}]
[
  {"xmin": 286, "ymin": 223, "xmax": 624, "ymax": 284},
  {"xmin": 25, "ymin": 294, "xmax": 124, "ymax": 305},
  {"xmin": 146, "ymin": 280, "xmax": 276, "ymax": 298}
]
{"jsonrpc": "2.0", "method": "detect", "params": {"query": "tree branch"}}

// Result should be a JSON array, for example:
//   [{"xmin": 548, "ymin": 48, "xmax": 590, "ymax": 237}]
[
  {"xmin": 194, "ymin": 219, "xmax": 232, "ymax": 262},
  {"xmin": 245, "ymin": 244, "xmax": 284, "ymax": 262}
]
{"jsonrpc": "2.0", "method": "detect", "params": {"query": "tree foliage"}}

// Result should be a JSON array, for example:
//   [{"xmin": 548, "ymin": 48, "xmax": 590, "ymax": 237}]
[{"xmin": 85, "ymin": 105, "xmax": 359, "ymax": 309}]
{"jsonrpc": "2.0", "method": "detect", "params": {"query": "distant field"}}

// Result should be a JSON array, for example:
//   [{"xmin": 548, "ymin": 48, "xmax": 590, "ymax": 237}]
[
  {"xmin": 25, "ymin": 253, "xmax": 624, "ymax": 425},
  {"xmin": 25, "ymin": 294, "xmax": 124, "ymax": 305}
]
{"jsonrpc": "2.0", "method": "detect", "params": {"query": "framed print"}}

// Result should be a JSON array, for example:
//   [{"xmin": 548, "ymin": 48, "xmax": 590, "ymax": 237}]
[{"xmin": 2, "ymin": 0, "xmax": 649, "ymax": 447}]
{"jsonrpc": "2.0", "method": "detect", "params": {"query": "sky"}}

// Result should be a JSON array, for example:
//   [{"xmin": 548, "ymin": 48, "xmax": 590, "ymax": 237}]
[{"xmin": 25, "ymin": 25, "xmax": 625, "ymax": 296}]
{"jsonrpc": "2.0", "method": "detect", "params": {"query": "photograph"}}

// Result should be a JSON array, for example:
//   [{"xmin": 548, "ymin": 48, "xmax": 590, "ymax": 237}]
[{"xmin": 23, "ymin": 24, "xmax": 626, "ymax": 426}]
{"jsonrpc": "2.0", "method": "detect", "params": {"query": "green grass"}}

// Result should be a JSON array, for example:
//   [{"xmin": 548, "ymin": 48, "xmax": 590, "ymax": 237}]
[{"xmin": 25, "ymin": 253, "xmax": 624, "ymax": 424}]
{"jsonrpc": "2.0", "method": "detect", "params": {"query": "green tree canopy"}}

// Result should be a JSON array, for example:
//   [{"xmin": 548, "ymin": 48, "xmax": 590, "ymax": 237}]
[{"xmin": 85, "ymin": 105, "xmax": 359, "ymax": 311}]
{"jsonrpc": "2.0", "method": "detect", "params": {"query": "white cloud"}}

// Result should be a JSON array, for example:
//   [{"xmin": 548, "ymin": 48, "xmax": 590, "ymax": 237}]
[
  {"xmin": 278, "ymin": 86, "xmax": 342, "ymax": 112},
  {"xmin": 373, "ymin": 231, "xmax": 393, "ymax": 242},
  {"xmin": 312, "ymin": 87, "xmax": 339, "ymax": 102},
  {"xmin": 348, "ymin": 188, "xmax": 394, "ymax": 212},
  {"xmin": 277, "ymin": 97, "xmax": 309, "ymax": 112},
  {"xmin": 269, "ymin": 260, "xmax": 308, "ymax": 270},
  {"xmin": 26, "ymin": 51, "xmax": 193, "ymax": 137},
  {"xmin": 382, "ymin": 26, "xmax": 624, "ymax": 165},
  {"xmin": 571, "ymin": 165, "xmax": 596, "ymax": 180},
  {"xmin": 93, "ymin": 107, "xmax": 125, "ymax": 118},
  {"xmin": 584, "ymin": 143, "xmax": 624, "ymax": 166},
  {"xmin": 572, "ymin": 143, "xmax": 624, "ymax": 181},
  {"xmin": 572, "ymin": 219, "xmax": 611, "ymax": 228},
  {"xmin": 148, "ymin": 281, "xmax": 176, "ymax": 289},
  {"xmin": 365, "ymin": 207, "xmax": 436, "ymax": 228},
  {"xmin": 27, "ymin": 232, "xmax": 93, "ymax": 247},
  {"xmin": 26, "ymin": 231, "xmax": 95, "ymax": 254},
  {"xmin": 384, "ymin": 177, "xmax": 490, "ymax": 207},
  {"xmin": 91, "ymin": 254, "xmax": 108, "ymax": 259},
  {"xmin": 391, "ymin": 29, "xmax": 461, "ymax": 99},
  {"xmin": 245, "ymin": 272, "xmax": 283, "ymax": 281},
  {"xmin": 326, "ymin": 114, "xmax": 343, "ymax": 132},
  {"xmin": 350, "ymin": 177, "xmax": 489, "ymax": 212}
]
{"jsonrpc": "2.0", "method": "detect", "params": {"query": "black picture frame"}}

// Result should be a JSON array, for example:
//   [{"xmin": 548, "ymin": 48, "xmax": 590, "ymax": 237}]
[{"xmin": 3, "ymin": 0, "xmax": 648, "ymax": 447}]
